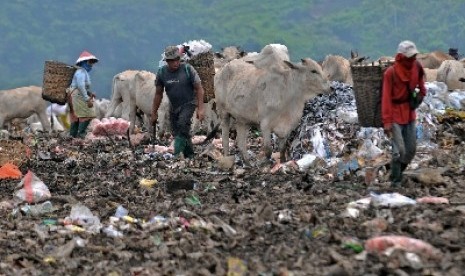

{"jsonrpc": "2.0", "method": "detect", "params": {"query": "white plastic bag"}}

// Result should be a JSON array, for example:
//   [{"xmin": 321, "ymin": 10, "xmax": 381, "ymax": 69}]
[
  {"xmin": 357, "ymin": 138, "xmax": 383, "ymax": 161},
  {"xmin": 65, "ymin": 203, "xmax": 102, "ymax": 233},
  {"xmin": 311, "ymin": 128, "xmax": 326, "ymax": 159},
  {"xmin": 296, "ymin": 154, "xmax": 318, "ymax": 171},
  {"xmin": 370, "ymin": 192, "xmax": 416, "ymax": 207},
  {"xmin": 14, "ymin": 171, "xmax": 51, "ymax": 203}
]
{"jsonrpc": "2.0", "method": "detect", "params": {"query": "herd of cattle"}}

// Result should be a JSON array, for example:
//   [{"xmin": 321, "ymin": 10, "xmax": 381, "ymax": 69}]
[{"xmin": 1, "ymin": 44, "xmax": 464, "ymax": 159}]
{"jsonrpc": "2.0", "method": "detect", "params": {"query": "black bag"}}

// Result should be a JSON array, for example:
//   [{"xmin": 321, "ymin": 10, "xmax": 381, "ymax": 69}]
[{"xmin": 408, "ymin": 87, "xmax": 423, "ymax": 109}]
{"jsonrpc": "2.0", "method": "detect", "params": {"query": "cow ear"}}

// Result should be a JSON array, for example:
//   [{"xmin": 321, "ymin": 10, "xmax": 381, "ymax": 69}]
[{"xmin": 283, "ymin": 60, "xmax": 298, "ymax": 69}]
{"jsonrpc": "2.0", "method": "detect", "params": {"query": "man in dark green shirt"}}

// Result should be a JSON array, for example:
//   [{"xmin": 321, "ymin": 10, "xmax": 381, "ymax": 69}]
[{"xmin": 151, "ymin": 46, "xmax": 205, "ymax": 158}]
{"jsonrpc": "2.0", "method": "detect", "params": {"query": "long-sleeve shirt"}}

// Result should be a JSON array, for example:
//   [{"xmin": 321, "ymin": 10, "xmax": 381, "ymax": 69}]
[
  {"xmin": 70, "ymin": 68, "xmax": 91, "ymax": 101},
  {"xmin": 381, "ymin": 63, "xmax": 426, "ymax": 127}
]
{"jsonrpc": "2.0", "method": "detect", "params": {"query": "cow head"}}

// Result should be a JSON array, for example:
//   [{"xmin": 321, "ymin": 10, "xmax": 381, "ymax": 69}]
[{"xmin": 282, "ymin": 59, "xmax": 331, "ymax": 96}]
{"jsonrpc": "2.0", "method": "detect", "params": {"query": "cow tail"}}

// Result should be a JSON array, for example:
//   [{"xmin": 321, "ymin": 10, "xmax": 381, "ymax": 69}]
[{"xmin": 106, "ymin": 74, "xmax": 119, "ymax": 117}]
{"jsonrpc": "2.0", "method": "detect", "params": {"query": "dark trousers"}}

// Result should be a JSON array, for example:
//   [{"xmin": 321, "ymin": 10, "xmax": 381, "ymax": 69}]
[
  {"xmin": 170, "ymin": 103, "xmax": 196, "ymax": 157},
  {"xmin": 70, "ymin": 120, "xmax": 90, "ymax": 138},
  {"xmin": 390, "ymin": 121, "xmax": 417, "ymax": 183}
]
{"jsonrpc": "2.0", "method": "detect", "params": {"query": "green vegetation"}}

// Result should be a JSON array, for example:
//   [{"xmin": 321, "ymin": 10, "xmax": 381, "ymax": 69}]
[{"xmin": 1, "ymin": 0, "xmax": 463, "ymax": 98}]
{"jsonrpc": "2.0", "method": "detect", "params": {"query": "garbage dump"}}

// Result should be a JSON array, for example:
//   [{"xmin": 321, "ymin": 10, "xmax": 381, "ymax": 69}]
[{"xmin": 0, "ymin": 80, "xmax": 464, "ymax": 275}]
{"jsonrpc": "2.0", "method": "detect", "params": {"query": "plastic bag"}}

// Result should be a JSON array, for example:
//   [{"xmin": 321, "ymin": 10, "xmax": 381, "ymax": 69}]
[
  {"xmin": 365, "ymin": 235, "xmax": 441, "ymax": 260},
  {"xmin": 311, "ymin": 128, "xmax": 326, "ymax": 159},
  {"xmin": 65, "ymin": 203, "xmax": 101, "ymax": 233},
  {"xmin": 357, "ymin": 139, "xmax": 383, "ymax": 161},
  {"xmin": 296, "ymin": 154, "xmax": 318, "ymax": 171},
  {"xmin": 370, "ymin": 192, "xmax": 416, "ymax": 207},
  {"xmin": 14, "ymin": 171, "xmax": 51, "ymax": 203}
]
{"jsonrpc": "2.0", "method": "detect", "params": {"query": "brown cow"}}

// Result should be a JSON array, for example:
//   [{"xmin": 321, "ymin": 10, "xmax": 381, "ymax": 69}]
[
  {"xmin": 417, "ymin": 51, "xmax": 455, "ymax": 69},
  {"xmin": 322, "ymin": 55, "xmax": 353, "ymax": 85}
]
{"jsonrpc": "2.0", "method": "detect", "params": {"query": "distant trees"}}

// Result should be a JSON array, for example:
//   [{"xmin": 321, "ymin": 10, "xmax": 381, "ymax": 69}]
[{"xmin": 0, "ymin": 0, "xmax": 464, "ymax": 98}]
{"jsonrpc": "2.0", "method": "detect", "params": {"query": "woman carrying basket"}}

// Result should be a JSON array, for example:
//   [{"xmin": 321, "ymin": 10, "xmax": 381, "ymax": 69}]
[
  {"xmin": 382, "ymin": 40, "xmax": 426, "ymax": 187},
  {"xmin": 68, "ymin": 51, "xmax": 98, "ymax": 138}
]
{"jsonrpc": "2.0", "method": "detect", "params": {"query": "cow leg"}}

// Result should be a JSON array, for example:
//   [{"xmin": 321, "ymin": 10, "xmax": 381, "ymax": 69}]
[
  {"xmin": 36, "ymin": 111, "xmax": 51, "ymax": 132},
  {"xmin": 221, "ymin": 113, "xmax": 231, "ymax": 156},
  {"xmin": 236, "ymin": 123, "xmax": 251, "ymax": 165},
  {"xmin": 262, "ymin": 128, "xmax": 273, "ymax": 160},
  {"xmin": 144, "ymin": 114, "xmax": 152, "ymax": 133},
  {"xmin": 278, "ymin": 137, "xmax": 287, "ymax": 163},
  {"xmin": 0, "ymin": 115, "xmax": 4, "ymax": 130},
  {"xmin": 128, "ymin": 102, "xmax": 136, "ymax": 134}
]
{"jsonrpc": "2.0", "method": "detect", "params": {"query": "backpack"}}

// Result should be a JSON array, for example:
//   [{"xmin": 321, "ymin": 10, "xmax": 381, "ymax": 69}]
[{"xmin": 158, "ymin": 63, "xmax": 192, "ymax": 85}]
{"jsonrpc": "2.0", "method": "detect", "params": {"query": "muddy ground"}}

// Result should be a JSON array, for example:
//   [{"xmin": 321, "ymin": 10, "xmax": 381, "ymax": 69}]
[{"xmin": 0, "ymin": 120, "xmax": 464, "ymax": 276}]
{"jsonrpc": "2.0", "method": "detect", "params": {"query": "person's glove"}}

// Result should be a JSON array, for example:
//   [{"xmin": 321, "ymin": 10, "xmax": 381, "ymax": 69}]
[
  {"xmin": 459, "ymin": 77, "xmax": 465, "ymax": 82},
  {"xmin": 87, "ymin": 98, "xmax": 94, "ymax": 108},
  {"xmin": 384, "ymin": 123, "xmax": 392, "ymax": 137}
]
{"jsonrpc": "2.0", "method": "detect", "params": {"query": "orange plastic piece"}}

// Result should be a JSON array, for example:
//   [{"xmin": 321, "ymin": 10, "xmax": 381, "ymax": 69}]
[{"xmin": 0, "ymin": 163, "xmax": 22, "ymax": 179}]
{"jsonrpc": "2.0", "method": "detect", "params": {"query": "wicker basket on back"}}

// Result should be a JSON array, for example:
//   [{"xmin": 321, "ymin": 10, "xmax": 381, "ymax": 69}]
[
  {"xmin": 42, "ymin": 60, "xmax": 77, "ymax": 105},
  {"xmin": 351, "ymin": 62, "xmax": 393, "ymax": 128},
  {"xmin": 187, "ymin": 52, "xmax": 215, "ymax": 103}
]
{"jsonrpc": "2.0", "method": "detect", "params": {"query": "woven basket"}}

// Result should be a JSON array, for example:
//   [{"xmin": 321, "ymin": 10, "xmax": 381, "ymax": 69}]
[
  {"xmin": 0, "ymin": 140, "xmax": 30, "ymax": 167},
  {"xmin": 351, "ymin": 62, "xmax": 392, "ymax": 128},
  {"xmin": 42, "ymin": 60, "xmax": 77, "ymax": 105},
  {"xmin": 188, "ymin": 52, "xmax": 215, "ymax": 103}
]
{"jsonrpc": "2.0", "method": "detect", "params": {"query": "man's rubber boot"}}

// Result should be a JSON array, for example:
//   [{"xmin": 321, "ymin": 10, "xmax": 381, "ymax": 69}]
[
  {"xmin": 401, "ymin": 163, "xmax": 408, "ymax": 173},
  {"xmin": 70, "ymin": 122, "xmax": 79, "ymax": 138},
  {"xmin": 77, "ymin": 121, "xmax": 90, "ymax": 138},
  {"xmin": 183, "ymin": 138, "xmax": 195, "ymax": 159},
  {"xmin": 174, "ymin": 136, "xmax": 187, "ymax": 157},
  {"xmin": 390, "ymin": 161, "xmax": 403, "ymax": 187}
]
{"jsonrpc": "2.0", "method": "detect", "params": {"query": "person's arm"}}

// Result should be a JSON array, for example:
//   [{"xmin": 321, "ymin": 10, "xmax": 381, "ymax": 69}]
[
  {"xmin": 151, "ymin": 85, "xmax": 164, "ymax": 125},
  {"xmin": 75, "ymin": 69, "xmax": 90, "ymax": 101}
]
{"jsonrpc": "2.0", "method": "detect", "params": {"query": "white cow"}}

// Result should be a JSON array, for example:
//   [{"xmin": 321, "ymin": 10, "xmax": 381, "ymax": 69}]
[
  {"xmin": 215, "ymin": 46, "xmax": 331, "ymax": 164},
  {"xmin": 105, "ymin": 70, "xmax": 151, "ymax": 133},
  {"xmin": 0, "ymin": 86, "xmax": 51, "ymax": 132},
  {"xmin": 130, "ymin": 70, "xmax": 156, "ymax": 134},
  {"xmin": 105, "ymin": 70, "xmax": 139, "ymax": 121},
  {"xmin": 437, "ymin": 60, "xmax": 465, "ymax": 90}
]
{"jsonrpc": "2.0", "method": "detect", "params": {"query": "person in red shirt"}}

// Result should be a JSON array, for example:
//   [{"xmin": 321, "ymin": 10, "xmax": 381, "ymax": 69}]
[{"xmin": 382, "ymin": 40, "xmax": 426, "ymax": 187}]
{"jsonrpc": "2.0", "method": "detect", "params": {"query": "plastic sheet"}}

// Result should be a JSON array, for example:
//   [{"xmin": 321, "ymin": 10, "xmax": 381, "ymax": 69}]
[{"xmin": 14, "ymin": 171, "xmax": 51, "ymax": 203}]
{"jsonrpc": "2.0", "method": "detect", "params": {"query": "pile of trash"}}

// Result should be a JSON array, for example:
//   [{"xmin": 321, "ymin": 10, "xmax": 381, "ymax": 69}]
[{"xmin": 284, "ymin": 81, "xmax": 465, "ymax": 180}]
